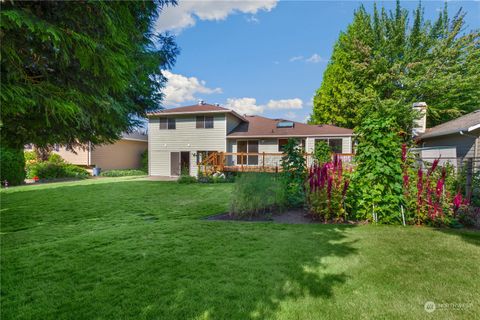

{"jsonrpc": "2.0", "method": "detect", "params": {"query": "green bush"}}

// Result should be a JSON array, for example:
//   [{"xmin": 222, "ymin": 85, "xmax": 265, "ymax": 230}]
[
  {"xmin": 47, "ymin": 153, "xmax": 65, "ymax": 164},
  {"xmin": 230, "ymin": 173, "xmax": 286, "ymax": 218},
  {"xmin": 177, "ymin": 175, "xmax": 197, "ymax": 184},
  {"xmin": 140, "ymin": 150, "xmax": 148, "ymax": 173},
  {"xmin": 1, "ymin": 146, "xmax": 26, "ymax": 186},
  {"xmin": 24, "ymin": 151, "xmax": 37, "ymax": 162},
  {"xmin": 29, "ymin": 162, "xmax": 89, "ymax": 180},
  {"xmin": 100, "ymin": 169, "xmax": 146, "ymax": 177},
  {"xmin": 313, "ymin": 140, "xmax": 331, "ymax": 164},
  {"xmin": 349, "ymin": 103, "xmax": 404, "ymax": 223},
  {"xmin": 281, "ymin": 138, "xmax": 306, "ymax": 207}
]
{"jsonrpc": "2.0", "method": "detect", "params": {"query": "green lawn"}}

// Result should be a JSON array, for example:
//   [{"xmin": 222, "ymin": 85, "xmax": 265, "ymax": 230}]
[{"xmin": 1, "ymin": 177, "xmax": 479, "ymax": 319}]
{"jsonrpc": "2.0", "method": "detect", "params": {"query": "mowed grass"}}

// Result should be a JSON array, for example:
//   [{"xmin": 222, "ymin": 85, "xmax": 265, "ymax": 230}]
[{"xmin": 1, "ymin": 178, "xmax": 479, "ymax": 319}]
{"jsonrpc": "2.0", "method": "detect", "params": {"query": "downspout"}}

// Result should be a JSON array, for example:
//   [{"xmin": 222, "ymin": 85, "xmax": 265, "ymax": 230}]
[{"xmin": 88, "ymin": 142, "xmax": 92, "ymax": 167}]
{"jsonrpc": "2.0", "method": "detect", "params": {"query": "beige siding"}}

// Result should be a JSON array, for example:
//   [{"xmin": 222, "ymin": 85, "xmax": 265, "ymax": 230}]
[
  {"xmin": 90, "ymin": 140, "xmax": 147, "ymax": 170},
  {"xmin": 52, "ymin": 145, "xmax": 89, "ymax": 166},
  {"xmin": 148, "ymin": 114, "xmax": 227, "ymax": 176}
]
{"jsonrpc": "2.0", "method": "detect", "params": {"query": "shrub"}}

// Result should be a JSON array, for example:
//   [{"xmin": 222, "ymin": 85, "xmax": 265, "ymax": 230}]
[
  {"xmin": 29, "ymin": 162, "xmax": 89, "ymax": 179},
  {"xmin": 402, "ymin": 156, "xmax": 456, "ymax": 226},
  {"xmin": 1, "ymin": 146, "xmax": 26, "ymax": 186},
  {"xmin": 140, "ymin": 150, "xmax": 148, "ymax": 173},
  {"xmin": 306, "ymin": 156, "xmax": 350, "ymax": 222},
  {"xmin": 197, "ymin": 172, "xmax": 235, "ymax": 183},
  {"xmin": 457, "ymin": 206, "xmax": 480, "ymax": 229},
  {"xmin": 47, "ymin": 153, "xmax": 65, "ymax": 164},
  {"xmin": 24, "ymin": 151, "xmax": 37, "ymax": 162},
  {"xmin": 350, "ymin": 107, "xmax": 404, "ymax": 223},
  {"xmin": 230, "ymin": 173, "xmax": 286, "ymax": 218},
  {"xmin": 177, "ymin": 175, "xmax": 197, "ymax": 184},
  {"xmin": 25, "ymin": 153, "xmax": 88, "ymax": 180},
  {"xmin": 313, "ymin": 140, "xmax": 331, "ymax": 164},
  {"xmin": 100, "ymin": 169, "xmax": 146, "ymax": 177},
  {"xmin": 281, "ymin": 138, "xmax": 306, "ymax": 207}
]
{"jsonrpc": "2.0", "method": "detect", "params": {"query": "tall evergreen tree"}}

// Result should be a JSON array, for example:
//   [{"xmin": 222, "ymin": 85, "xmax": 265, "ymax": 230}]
[
  {"xmin": 311, "ymin": 1, "xmax": 479, "ymax": 129},
  {"xmin": 1, "ymin": 1, "xmax": 179, "ymax": 149}
]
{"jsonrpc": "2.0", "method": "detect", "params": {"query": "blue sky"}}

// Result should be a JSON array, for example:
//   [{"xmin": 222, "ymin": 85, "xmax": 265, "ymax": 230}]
[{"xmin": 157, "ymin": 1, "xmax": 480, "ymax": 123}]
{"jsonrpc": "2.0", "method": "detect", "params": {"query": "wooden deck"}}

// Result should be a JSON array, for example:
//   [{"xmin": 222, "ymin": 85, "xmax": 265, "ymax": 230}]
[{"xmin": 198, "ymin": 152, "xmax": 354, "ymax": 174}]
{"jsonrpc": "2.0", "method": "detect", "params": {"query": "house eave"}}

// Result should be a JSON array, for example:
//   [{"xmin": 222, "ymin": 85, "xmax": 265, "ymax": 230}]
[{"xmin": 147, "ymin": 109, "xmax": 248, "ymax": 123}]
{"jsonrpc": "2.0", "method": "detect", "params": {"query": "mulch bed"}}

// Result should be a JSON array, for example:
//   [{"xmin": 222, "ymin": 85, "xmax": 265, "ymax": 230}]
[{"xmin": 204, "ymin": 209, "xmax": 360, "ymax": 225}]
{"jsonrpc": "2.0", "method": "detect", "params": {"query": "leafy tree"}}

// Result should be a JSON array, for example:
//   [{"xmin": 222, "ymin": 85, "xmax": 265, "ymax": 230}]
[
  {"xmin": 311, "ymin": 1, "xmax": 479, "ymax": 129},
  {"xmin": 1, "ymin": 1, "xmax": 179, "ymax": 150}
]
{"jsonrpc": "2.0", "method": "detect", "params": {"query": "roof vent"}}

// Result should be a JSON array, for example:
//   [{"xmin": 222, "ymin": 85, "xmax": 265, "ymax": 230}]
[
  {"xmin": 214, "ymin": 103, "xmax": 220, "ymax": 106},
  {"xmin": 198, "ymin": 99, "xmax": 205, "ymax": 105}
]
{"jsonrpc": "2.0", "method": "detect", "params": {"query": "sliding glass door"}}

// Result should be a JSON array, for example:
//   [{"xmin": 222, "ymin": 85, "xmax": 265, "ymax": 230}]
[{"xmin": 236, "ymin": 140, "xmax": 259, "ymax": 165}]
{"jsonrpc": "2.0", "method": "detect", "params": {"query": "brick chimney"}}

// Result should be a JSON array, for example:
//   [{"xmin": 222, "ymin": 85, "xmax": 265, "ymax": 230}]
[{"xmin": 412, "ymin": 102, "xmax": 427, "ymax": 136}]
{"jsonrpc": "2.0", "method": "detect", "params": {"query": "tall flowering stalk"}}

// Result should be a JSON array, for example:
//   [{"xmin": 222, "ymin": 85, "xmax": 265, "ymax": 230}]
[
  {"xmin": 403, "ymin": 153, "xmax": 456, "ymax": 225},
  {"xmin": 306, "ymin": 158, "xmax": 350, "ymax": 222}
]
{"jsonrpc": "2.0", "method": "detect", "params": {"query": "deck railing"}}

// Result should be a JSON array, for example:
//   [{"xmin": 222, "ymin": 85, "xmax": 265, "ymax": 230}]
[{"xmin": 199, "ymin": 152, "xmax": 355, "ymax": 174}]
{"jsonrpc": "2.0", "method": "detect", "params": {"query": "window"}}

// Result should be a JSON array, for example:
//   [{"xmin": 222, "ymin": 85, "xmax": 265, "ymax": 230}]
[
  {"xmin": 237, "ymin": 140, "xmax": 258, "ymax": 165},
  {"xmin": 196, "ymin": 116, "xmax": 214, "ymax": 129},
  {"xmin": 315, "ymin": 138, "xmax": 343, "ymax": 154},
  {"xmin": 328, "ymin": 139, "xmax": 342, "ymax": 154},
  {"xmin": 278, "ymin": 138, "xmax": 305, "ymax": 152},
  {"xmin": 278, "ymin": 139, "xmax": 289, "ymax": 152},
  {"xmin": 277, "ymin": 121, "xmax": 294, "ymax": 128},
  {"xmin": 160, "ymin": 118, "xmax": 175, "ymax": 130}
]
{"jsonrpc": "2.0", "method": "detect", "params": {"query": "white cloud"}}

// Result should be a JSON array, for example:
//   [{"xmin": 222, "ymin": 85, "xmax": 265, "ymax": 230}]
[
  {"xmin": 266, "ymin": 98, "xmax": 303, "ymax": 110},
  {"xmin": 289, "ymin": 55, "xmax": 304, "ymax": 62},
  {"xmin": 284, "ymin": 111, "xmax": 297, "ymax": 119},
  {"xmin": 225, "ymin": 97, "xmax": 264, "ymax": 115},
  {"xmin": 162, "ymin": 70, "xmax": 222, "ymax": 106},
  {"xmin": 306, "ymin": 53, "xmax": 328, "ymax": 63},
  {"xmin": 303, "ymin": 115, "xmax": 311, "ymax": 123},
  {"xmin": 246, "ymin": 15, "xmax": 260, "ymax": 24},
  {"xmin": 156, "ymin": 0, "xmax": 278, "ymax": 33},
  {"xmin": 289, "ymin": 53, "xmax": 329, "ymax": 63}
]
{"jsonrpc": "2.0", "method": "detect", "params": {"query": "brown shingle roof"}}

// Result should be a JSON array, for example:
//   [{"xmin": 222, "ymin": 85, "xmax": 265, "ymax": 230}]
[
  {"xmin": 419, "ymin": 109, "xmax": 480, "ymax": 140},
  {"xmin": 147, "ymin": 103, "xmax": 247, "ymax": 122},
  {"xmin": 147, "ymin": 103, "xmax": 230, "ymax": 115},
  {"xmin": 227, "ymin": 115, "xmax": 353, "ymax": 138}
]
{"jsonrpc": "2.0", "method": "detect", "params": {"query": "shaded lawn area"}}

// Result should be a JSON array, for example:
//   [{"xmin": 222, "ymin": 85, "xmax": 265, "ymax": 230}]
[{"xmin": 1, "ymin": 178, "xmax": 479, "ymax": 319}]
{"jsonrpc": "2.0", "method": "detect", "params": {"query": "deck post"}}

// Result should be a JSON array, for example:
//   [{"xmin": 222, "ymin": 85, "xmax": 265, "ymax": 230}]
[
  {"xmin": 262, "ymin": 152, "xmax": 265, "ymax": 171},
  {"xmin": 241, "ymin": 152, "xmax": 244, "ymax": 172}
]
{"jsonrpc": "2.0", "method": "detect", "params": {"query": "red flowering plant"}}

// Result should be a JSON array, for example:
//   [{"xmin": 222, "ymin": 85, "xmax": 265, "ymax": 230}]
[
  {"xmin": 306, "ymin": 155, "xmax": 350, "ymax": 222},
  {"xmin": 401, "ymin": 145, "xmax": 456, "ymax": 226}
]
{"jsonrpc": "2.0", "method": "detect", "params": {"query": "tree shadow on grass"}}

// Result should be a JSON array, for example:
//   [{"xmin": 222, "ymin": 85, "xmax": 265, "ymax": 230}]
[
  {"xmin": 1, "ymin": 180, "xmax": 358, "ymax": 319},
  {"xmin": 434, "ymin": 228, "xmax": 480, "ymax": 247}
]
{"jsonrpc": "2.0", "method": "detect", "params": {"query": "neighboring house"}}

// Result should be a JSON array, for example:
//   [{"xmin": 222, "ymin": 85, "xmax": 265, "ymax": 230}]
[
  {"xmin": 416, "ymin": 108, "xmax": 480, "ymax": 169},
  {"xmin": 31, "ymin": 133, "xmax": 148, "ymax": 171},
  {"xmin": 147, "ymin": 102, "xmax": 354, "ymax": 177}
]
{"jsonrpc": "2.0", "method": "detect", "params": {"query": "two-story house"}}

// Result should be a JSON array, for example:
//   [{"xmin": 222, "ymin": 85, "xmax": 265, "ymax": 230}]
[{"xmin": 147, "ymin": 102, "xmax": 354, "ymax": 177}]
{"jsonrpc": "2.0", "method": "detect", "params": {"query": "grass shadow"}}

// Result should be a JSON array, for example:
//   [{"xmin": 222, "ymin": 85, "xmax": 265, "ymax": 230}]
[{"xmin": 1, "ymin": 180, "xmax": 357, "ymax": 319}]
